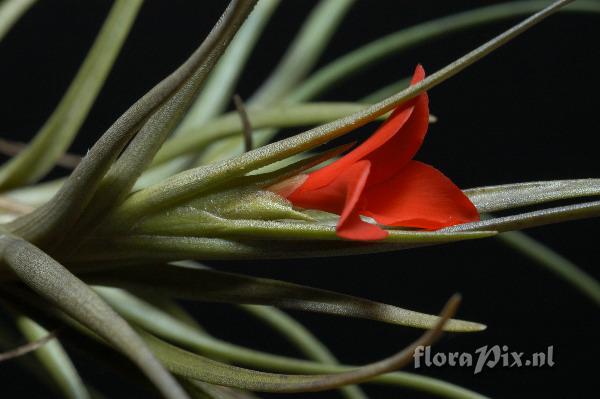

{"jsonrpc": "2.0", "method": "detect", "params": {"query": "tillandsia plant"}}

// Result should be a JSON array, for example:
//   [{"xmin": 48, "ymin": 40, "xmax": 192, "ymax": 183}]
[{"xmin": 0, "ymin": 0, "xmax": 599, "ymax": 398}]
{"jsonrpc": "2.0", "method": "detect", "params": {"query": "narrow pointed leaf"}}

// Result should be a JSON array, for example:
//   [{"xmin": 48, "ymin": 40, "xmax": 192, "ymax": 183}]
[
  {"xmin": 5, "ymin": 0, "xmax": 256, "ymax": 247},
  {"xmin": 469, "ymin": 176, "xmax": 600, "ymax": 305},
  {"xmin": 199, "ymin": 0, "xmax": 597, "ymax": 165},
  {"xmin": 127, "ymin": 210, "xmax": 495, "ymax": 242},
  {"xmin": 94, "ymin": 286, "xmax": 365, "ymax": 399},
  {"xmin": 0, "ymin": 236, "xmax": 189, "ymax": 399},
  {"xmin": 68, "ymin": 0, "xmax": 258, "ymax": 238},
  {"xmin": 361, "ymin": 78, "xmax": 411, "ymax": 103},
  {"xmin": 0, "ymin": 325, "xmax": 55, "ymax": 362},
  {"xmin": 113, "ymin": 0, "xmax": 572, "ymax": 222},
  {"xmin": 73, "ymin": 230, "xmax": 496, "ymax": 264},
  {"xmin": 15, "ymin": 314, "xmax": 91, "ymax": 399},
  {"xmin": 198, "ymin": 0, "xmax": 355, "ymax": 166},
  {"xmin": 291, "ymin": 0, "xmax": 600, "ymax": 102},
  {"xmin": 99, "ymin": 144, "xmax": 352, "ymax": 232},
  {"xmin": 139, "ymin": 296, "xmax": 457, "ymax": 393},
  {"xmin": 242, "ymin": 305, "xmax": 344, "ymax": 361},
  {"xmin": 250, "ymin": 0, "xmax": 355, "ymax": 105},
  {"xmin": 177, "ymin": 0, "xmax": 280, "ymax": 132},
  {"xmin": 446, "ymin": 200, "xmax": 600, "ymax": 233},
  {"xmin": 465, "ymin": 179, "xmax": 600, "ymax": 212},
  {"xmin": 182, "ymin": 379, "xmax": 261, "ymax": 399},
  {"xmin": 88, "ymin": 264, "xmax": 484, "ymax": 332},
  {"xmin": 0, "ymin": 0, "xmax": 142, "ymax": 190},
  {"xmin": 75, "ymin": 289, "xmax": 487, "ymax": 399},
  {"xmin": 120, "ymin": 283, "xmax": 365, "ymax": 399},
  {"xmin": 154, "ymin": 102, "xmax": 386, "ymax": 167},
  {"xmin": 240, "ymin": 305, "xmax": 367, "ymax": 399},
  {"xmin": 0, "ymin": 322, "xmax": 61, "ymax": 390}
]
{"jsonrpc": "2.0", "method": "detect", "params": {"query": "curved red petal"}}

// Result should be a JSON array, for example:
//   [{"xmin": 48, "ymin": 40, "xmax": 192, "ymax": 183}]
[
  {"xmin": 364, "ymin": 84, "xmax": 428, "ymax": 187},
  {"xmin": 297, "ymin": 65, "xmax": 428, "ymax": 193},
  {"xmin": 336, "ymin": 161, "xmax": 388, "ymax": 241},
  {"xmin": 362, "ymin": 160, "xmax": 479, "ymax": 230},
  {"xmin": 410, "ymin": 64, "xmax": 426, "ymax": 84},
  {"xmin": 288, "ymin": 160, "xmax": 388, "ymax": 241},
  {"xmin": 336, "ymin": 212, "xmax": 388, "ymax": 241}
]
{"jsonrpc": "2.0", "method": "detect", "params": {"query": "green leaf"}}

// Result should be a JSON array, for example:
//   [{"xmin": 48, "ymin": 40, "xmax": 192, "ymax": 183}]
[
  {"xmin": 0, "ymin": 235, "xmax": 189, "ymax": 399},
  {"xmin": 84, "ymin": 177, "xmax": 600, "ymax": 264},
  {"xmin": 497, "ymin": 231, "xmax": 600, "ymax": 306},
  {"xmin": 464, "ymin": 181, "xmax": 600, "ymax": 304},
  {"xmin": 124, "ymin": 207, "xmax": 494, "ymax": 239},
  {"xmin": 290, "ymin": 0, "xmax": 600, "ymax": 102},
  {"xmin": 0, "ymin": 0, "xmax": 143, "ymax": 190},
  {"xmin": 361, "ymin": 78, "xmax": 412, "ymax": 103},
  {"xmin": 66, "ymin": 0, "xmax": 259, "ymax": 241},
  {"xmin": 446, "ymin": 200, "xmax": 600, "ymax": 233},
  {"xmin": 160, "ymin": 1, "xmax": 281, "ymax": 185},
  {"xmin": 1, "ymin": 289, "xmax": 488, "ymax": 399},
  {"xmin": 0, "ymin": 321, "xmax": 58, "ymax": 389},
  {"xmin": 14, "ymin": 314, "xmax": 91, "ymax": 399},
  {"xmin": 465, "ymin": 179, "xmax": 600, "ymax": 212},
  {"xmin": 137, "ymin": 295, "xmax": 458, "ymax": 393},
  {"xmin": 240, "ymin": 305, "xmax": 367, "ymax": 399},
  {"xmin": 241, "ymin": 305, "xmax": 344, "ymax": 361},
  {"xmin": 198, "ymin": 0, "xmax": 596, "ymax": 165},
  {"xmin": 98, "ymin": 144, "xmax": 351, "ymax": 233},
  {"xmin": 153, "ymin": 102, "xmax": 386, "ymax": 167},
  {"xmin": 88, "ymin": 264, "xmax": 485, "ymax": 332},
  {"xmin": 176, "ymin": 0, "xmax": 281, "ymax": 132},
  {"xmin": 125, "ymin": 288, "xmax": 364, "ymax": 399},
  {"xmin": 112, "ymin": 0, "xmax": 572, "ymax": 223},
  {"xmin": 0, "ymin": 320, "xmax": 56, "ymax": 363},
  {"xmin": 5, "ymin": 0, "xmax": 256, "ymax": 247},
  {"xmin": 250, "ymin": 0, "xmax": 356, "ymax": 105},
  {"xmin": 72, "ymin": 230, "xmax": 496, "ymax": 264},
  {"xmin": 84, "ymin": 289, "xmax": 487, "ymax": 399},
  {"xmin": 181, "ymin": 379, "xmax": 261, "ymax": 399},
  {"xmin": 0, "ymin": 0, "xmax": 37, "ymax": 42},
  {"xmin": 196, "ymin": 0, "xmax": 355, "ymax": 166},
  {"xmin": 2, "ymin": 178, "xmax": 65, "ymax": 208}
]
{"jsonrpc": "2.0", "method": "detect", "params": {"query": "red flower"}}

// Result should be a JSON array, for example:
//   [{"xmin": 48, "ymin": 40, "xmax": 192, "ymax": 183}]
[{"xmin": 280, "ymin": 65, "xmax": 479, "ymax": 241}]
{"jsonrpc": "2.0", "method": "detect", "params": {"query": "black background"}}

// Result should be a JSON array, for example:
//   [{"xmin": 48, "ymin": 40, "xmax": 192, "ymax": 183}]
[{"xmin": 1, "ymin": 1, "xmax": 599, "ymax": 398}]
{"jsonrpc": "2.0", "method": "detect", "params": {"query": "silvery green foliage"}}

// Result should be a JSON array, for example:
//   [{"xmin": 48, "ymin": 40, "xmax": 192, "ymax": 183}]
[{"xmin": 0, "ymin": 1, "xmax": 597, "ymax": 399}]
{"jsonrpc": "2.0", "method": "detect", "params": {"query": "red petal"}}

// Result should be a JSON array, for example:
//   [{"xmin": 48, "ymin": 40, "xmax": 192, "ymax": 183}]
[
  {"xmin": 336, "ymin": 213, "xmax": 388, "ymax": 241},
  {"xmin": 362, "ymin": 161, "xmax": 480, "ymax": 230},
  {"xmin": 296, "ymin": 65, "xmax": 428, "ymax": 193},
  {"xmin": 288, "ymin": 160, "xmax": 388, "ymax": 241}
]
